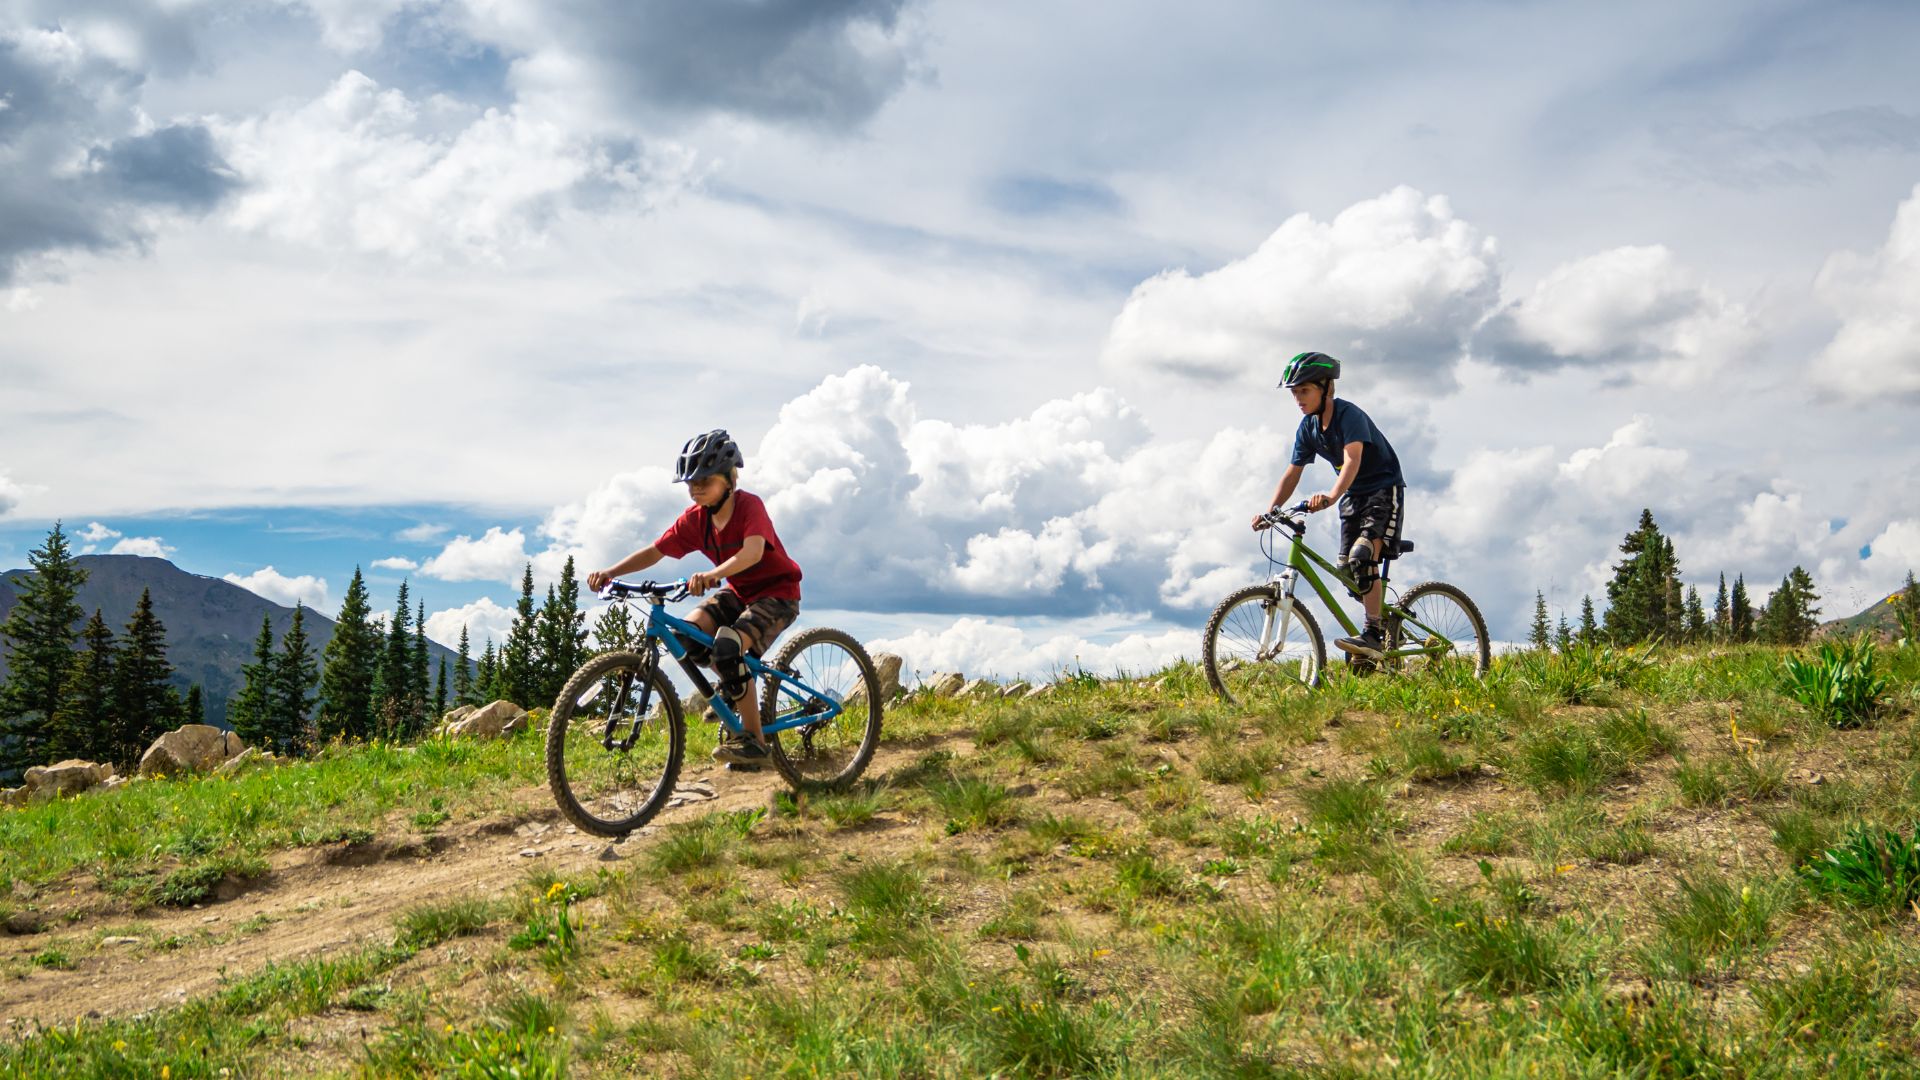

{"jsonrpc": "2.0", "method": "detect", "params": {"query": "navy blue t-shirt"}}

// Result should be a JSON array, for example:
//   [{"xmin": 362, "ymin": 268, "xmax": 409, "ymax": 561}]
[{"xmin": 1291, "ymin": 399, "xmax": 1403, "ymax": 496}]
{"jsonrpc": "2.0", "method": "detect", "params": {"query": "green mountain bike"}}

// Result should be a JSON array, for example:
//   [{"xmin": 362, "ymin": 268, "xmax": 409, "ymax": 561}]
[{"xmin": 1201, "ymin": 501, "xmax": 1489, "ymax": 703}]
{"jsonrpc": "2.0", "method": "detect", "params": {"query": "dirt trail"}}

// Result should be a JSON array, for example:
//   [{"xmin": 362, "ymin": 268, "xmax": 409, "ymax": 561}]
[{"xmin": 0, "ymin": 754, "xmax": 833, "ymax": 1029}]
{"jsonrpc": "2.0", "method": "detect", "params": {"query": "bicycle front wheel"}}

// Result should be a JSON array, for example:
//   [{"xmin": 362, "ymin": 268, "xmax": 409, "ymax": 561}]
[
  {"xmin": 1389, "ymin": 581, "xmax": 1491, "ymax": 680},
  {"xmin": 1202, "ymin": 584, "xmax": 1326, "ymax": 704},
  {"xmin": 546, "ymin": 651, "xmax": 685, "ymax": 836},
  {"xmin": 762, "ymin": 627, "xmax": 882, "ymax": 793}
]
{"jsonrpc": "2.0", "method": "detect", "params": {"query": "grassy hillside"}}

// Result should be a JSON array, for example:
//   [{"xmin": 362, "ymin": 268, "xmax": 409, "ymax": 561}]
[{"xmin": 3, "ymin": 643, "xmax": 1919, "ymax": 1077}]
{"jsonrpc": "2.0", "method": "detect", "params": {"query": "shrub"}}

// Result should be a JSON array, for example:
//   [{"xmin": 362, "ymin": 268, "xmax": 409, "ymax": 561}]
[
  {"xmin": 1781, "ymin": 637, "xmax": 1888, "ymax": 728},
  {"xmin": 1799, "ymin": 823, "xmax": 1920, "ymax": 912}
]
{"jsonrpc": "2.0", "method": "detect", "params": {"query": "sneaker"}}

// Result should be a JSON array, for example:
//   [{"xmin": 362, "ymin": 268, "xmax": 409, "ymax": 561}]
[
  {"xmin": 1335, "ymin": 624, "xmax": 1385, "ymax": 659},
  {"xmin": 715, "ymin": 739, "xmax": 770, "ymax": 767}
]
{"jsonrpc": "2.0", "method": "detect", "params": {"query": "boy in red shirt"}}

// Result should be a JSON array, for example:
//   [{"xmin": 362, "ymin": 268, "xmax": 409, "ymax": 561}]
[{"xmin": 587, "ymin": 430, "xmax": 803, "ymax": 767}]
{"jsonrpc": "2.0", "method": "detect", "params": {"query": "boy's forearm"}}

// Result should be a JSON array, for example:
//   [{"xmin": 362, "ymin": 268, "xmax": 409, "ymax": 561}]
[
  {"xmin": 608, "ymin": 547, "xmax": 664, "ymax": 577},
  {"xmin": 710, "ymin": 549, "xmax": 763, "ymax": 579}
]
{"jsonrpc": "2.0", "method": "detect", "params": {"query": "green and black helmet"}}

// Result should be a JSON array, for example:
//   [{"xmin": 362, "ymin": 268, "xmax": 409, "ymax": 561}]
[{"xmin": 1280, "ymin": 351, "xmax": 1341, "ymax": 388}]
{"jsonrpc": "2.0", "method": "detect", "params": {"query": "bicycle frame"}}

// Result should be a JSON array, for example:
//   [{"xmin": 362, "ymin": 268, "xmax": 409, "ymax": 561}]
[
  {"xmin": 598, "ymin": 582, "xmax": 846, "ymax": 738},
  {"xmin": 1262, "ymin": 515, "xmax": 1456, "ymax": 662}
]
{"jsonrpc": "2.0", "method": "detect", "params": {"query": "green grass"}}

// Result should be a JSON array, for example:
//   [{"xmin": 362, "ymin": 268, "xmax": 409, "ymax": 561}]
[{"xmin": 9, "ymin": 645, "xmax": 1920, "ymax": 1077}]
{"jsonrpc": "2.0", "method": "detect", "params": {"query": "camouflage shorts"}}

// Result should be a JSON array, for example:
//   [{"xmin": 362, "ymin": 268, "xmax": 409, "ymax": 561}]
[{"xmin": 694, "ymin": 591, "xmax": 799, "ymax": 656}]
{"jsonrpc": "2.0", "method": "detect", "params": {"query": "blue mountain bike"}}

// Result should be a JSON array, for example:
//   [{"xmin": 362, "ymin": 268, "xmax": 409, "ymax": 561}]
[{"xmin": 545, "ymin": 579, "xmax": 883, "ymax": 836}]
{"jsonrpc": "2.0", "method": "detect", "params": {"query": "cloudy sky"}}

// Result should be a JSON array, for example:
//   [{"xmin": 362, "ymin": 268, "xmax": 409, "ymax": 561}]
[{"xmin": 3, "ymin": 0, "xmax": 1917, "ymax": 679}]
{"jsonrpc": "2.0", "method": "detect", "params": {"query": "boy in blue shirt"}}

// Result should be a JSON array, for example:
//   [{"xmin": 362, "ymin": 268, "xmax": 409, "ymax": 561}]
[{"xmin": 1251, "ymin": 351, "xmax": 1406, "ymax": 660}]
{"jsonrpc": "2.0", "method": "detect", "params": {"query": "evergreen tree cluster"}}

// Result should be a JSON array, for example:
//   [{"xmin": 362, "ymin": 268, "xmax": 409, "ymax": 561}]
[
  {"xmin": 227, "ymin": 605, "xmax": 318, "ymax": 755},
  {"xmin": 475, "ymin": 558, "xmax": 590, "ymax": 709},
  {"xmin": 0, "ymin": 526, "xmax": 197, "ymax": 775},
  {"xmin": 1538, "ymin": 509, "xmax": 1840, "ymax": 649}
]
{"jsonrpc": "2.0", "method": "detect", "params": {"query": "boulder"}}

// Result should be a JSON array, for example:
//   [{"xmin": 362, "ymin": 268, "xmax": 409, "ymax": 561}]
[
  {"xmin": 1022, "ymin": 683, "xmax": 1053, "ymax": 700},
  {"xmin": 0, "ymin": 787, "xmax": 25, "ymax": 808},
  {"xmin": 23, "ymin": 759, "xmax": 117, "ymax": 801},
  {"xmin": 873, "ymin": 653, "xmax": 905, "ymax": 701},
  {"xmin": 959, "ymin": 678, "xmax": 998, "ymax": 699},
  {"xmin": 138, "ymin": 726, "xmax": 247, "ymax": 778},
  {"xmin": 439, "ymin": 704, "xmax": 478, "ymax": 730},
  {"xmin": 446, "ymin": 700, "xmax": 530, "ymax": 740},
  {"xmin": 1000, "ymin": 681, "xmax": 1032, "ymax": 699},
  {"xmin": 213, "ymin": 748, "xmax": 261, "ymax": 778},
  {"xmin": 926, "ymin": 672, "xmax": 966, "ymax": 698}
]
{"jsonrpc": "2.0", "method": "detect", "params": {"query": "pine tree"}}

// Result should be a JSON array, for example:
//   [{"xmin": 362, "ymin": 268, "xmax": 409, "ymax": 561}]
[
  {"xmin": 106, "ymin": 589, "xmax": 178, "ymax": 769},
  {"xmin": 1555, "ymin": 614, "xmax": 1573, "ymax": 653},
  {"xmin": 1683, "ymin": 586, "xmax": 1706, "ymax": 643},
  {"xmin": 435, "ymin": 659, "xmax": 448, "ymax": 722},
  {"xmin": 476, "ymin": 639, "xmax": 500, "ymax": 704},
  {"xmin": 410, "ymin": 598, "xmax": 430, "ymax": 733},
  {"xmin": 1529, "ymin": 591, "xmax": 1551, "ymax": 651},
  {"xmin": 1578, "ymin": 595, "xmax": 1599, "ymax": 646},
  {"xmin": 1604, "ymin": 510, "xmax": 1673, "ymax": 644},
  {"xmin": 533, "ymin": 558, "xmax": 588, "ymax": 704},
  {"xmin": 49, "ymin": 610, "xmax": 115, "ymax": 763},
  {"xmin": 501, "ymin": 564, "xmax": 539, "ymax": 707},
  {"xmin": 1730, "ymin": 575, "xmax": 1754, "ymax": 643},
  {"xmin": 374, "ymin": 580, "xmax": 413, "ymax": 738},
  {"xmin": 0, "ymin": 523, "xmax": 89, "ymax": 774},
  {"xmin": 1712, "ymin": 573, "xmax": 1730, "ymax": 643},
  {"xmin": 1759, "ymin": 566, "xmax": 1821, "ymax": 646},
  {"xmin": 591, "ymin": 603, "xmax": 635, "ymax": 653},
  {"xmin": 183, "ymin": 685, "xmax": 205, "ymax": 726},
  {"xmin": 318, "ymin": 568, "xmax": 379, "ymax": 743},
  {"xmin": 272, "ymin": 603, "xmax": 318, "ymax": 754},
  {"xmin": 454, "ymin": 625, "xmax": 475, "ymax": 706},
  {"xmin": 228, "ymin": 615, "xmax": 277, "ymax": 749}
]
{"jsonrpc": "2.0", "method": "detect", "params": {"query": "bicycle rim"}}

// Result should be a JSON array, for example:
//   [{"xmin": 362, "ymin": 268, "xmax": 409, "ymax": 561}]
[
  {"xmin": 766, "ymin": 628, "xmax": 881, "ymax": 791},
  {"xmin": 1205, "ymin": 587, "xmax": 1323, "ymax": 703},
  {"xmin": 1392, "ymin": 583, "xmax": 1491, "ymax": 680},
  {"xmin": 546, "ymin": 653, "xmax": 683, "ymax": 836}
]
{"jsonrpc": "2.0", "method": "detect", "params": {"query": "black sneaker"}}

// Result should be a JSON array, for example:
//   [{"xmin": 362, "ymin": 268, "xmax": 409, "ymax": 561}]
[
  {"xmin": 715, "ymin": 739, "xmax": 769, "ymax": 767},
  {"xmin": 1335, "ymin": 624, "xmax": 1385, "ymax": 659}
]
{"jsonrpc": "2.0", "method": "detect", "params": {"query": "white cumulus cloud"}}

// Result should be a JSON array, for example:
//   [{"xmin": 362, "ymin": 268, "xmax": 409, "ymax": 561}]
[
  {"xmin": 420, "ymin": 526, "xmax": 531, "ymax": 584},
  {"xmin": 222, "ymin": 566, "xmax": 332, "ymax": 610},
  {"xmin": 871, "ymin": 617, "xmax": 1194, "ymax": 682},
  {"xmin": 1102, "ymin": 186, "xmax": 1501, "ymax": 390},
  {"xmin": 0, "ymin": 472, "xmax": 22, "ymax": 517},
  {"xmin": 371, "ymin": 556, "xmax": 419, "ymax": 570},
  {"xmin": 109, "ymin": 535, "xmax": 175, "ymax": 559},
  {"xmin": 424, "ymin": 596, "xmax": 515, "ymax": 651},
  {"xmin": 77, "ymin": 521, "xmax": 120, "ymax": 544},
  {"xmin": 1477, "ymin": 245, "xmax": 1757, "ymax": 383},
  {"xmin": 1815, "ymin": 182, "xmax": 1920, "ymax": 400}
]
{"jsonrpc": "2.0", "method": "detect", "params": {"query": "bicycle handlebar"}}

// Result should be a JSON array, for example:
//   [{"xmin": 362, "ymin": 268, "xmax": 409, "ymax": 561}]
[
  {"xmin": 1255, "ymin": 500, "xmax": 1312, "ymax": 532},
  {"xmin": 600, "ymin": 578, "xmax": 690, "ymax": 603}
]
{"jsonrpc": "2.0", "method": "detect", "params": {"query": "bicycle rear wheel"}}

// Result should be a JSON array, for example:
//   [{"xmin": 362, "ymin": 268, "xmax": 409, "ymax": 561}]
[
  {"xmin": 1202, "ymin": 584, "xmax": 1326, "ymax": 704},
  {"xmin": 1388, "ymin": 581, "xmax": 1491, "ymax": 680},
  {"xmin": 762, "ymin": 627, "xmax": 882, "ymax": 793},
  {"xmin": 546, "ymin": 651, "xmax": 685, "ymax": 836}
]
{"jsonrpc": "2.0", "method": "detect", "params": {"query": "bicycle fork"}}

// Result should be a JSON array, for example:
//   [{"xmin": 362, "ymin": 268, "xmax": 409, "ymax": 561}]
[{"xmin": 1259, "ymin": 567, "xmax": 1299, "ymax": 661}]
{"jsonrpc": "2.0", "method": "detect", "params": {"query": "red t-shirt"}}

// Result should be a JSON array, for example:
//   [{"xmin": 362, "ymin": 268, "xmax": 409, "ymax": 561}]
[{"xmin": 653, "ymin": 490, "xmax": 803, "ymax": 604}]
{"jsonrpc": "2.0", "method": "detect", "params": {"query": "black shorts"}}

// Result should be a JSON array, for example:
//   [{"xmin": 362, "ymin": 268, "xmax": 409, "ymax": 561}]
[
  {"xmin": 1339, "ymin": 485, "xmax": 1405, "ymax": 562},
  {"xmin": 694, "ymin": 591, "xmax": 799, "ymax": 655}
]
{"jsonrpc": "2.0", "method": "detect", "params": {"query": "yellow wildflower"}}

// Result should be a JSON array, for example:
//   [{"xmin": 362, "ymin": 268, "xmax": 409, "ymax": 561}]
[{"xmin": 1091, "ymin": 948, "xmax": 1112, "ymax": 959}]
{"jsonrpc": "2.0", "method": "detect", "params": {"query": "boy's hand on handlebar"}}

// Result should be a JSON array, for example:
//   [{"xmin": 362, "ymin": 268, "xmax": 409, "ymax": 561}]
[
  {"xmin": 1307, "ymin": 493, "xmax": 1334, "ymax": 513},
  {"xmin": 587, "ymin": 569, "xmax": 612, "ymax": 592},
  {"xmin": 687, "ymin": 571, "xmax": 720, "ymax": 596},
  {"xmin": 1251, "ymin": 511, "xmax": 1272, "ymax": 531}
]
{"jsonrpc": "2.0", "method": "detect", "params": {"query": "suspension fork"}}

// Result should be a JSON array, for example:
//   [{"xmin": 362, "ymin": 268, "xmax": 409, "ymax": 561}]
[{"xmin": 1258, "ymin": 541, "xmax": 1303, "ymax": 659}]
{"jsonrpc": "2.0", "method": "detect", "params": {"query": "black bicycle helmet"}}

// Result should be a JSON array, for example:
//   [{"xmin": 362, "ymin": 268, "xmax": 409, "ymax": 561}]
[
  {"xmin": 1279, "ymin": 351, "xmax": 1341, "ymax": 388},
  {"xmin": 673, "ymin": 429, "xmax": 744, "ymax": 483}
]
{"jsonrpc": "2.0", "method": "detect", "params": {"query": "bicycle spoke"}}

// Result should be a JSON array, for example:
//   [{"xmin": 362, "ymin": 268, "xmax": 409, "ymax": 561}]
[{"xmin": 1207, "ymin": 590, "xmax": 1320, "ymax": 702}]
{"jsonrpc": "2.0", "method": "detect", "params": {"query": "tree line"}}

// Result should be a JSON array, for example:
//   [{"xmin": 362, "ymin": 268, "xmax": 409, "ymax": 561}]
[
  {"xmin": 0, "ymin": 524, "xmax": 610, "ymax": 778},
  {"xmin": 1525, "ymin": 508, "xmax": 1893, "ymax": 651}
]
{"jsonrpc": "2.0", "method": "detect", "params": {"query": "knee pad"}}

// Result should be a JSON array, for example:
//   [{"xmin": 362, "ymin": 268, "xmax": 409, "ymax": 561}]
[
  {"xmin": 713, "ymin": 627, "xmax": 748, "ymax": 696},
  {"xmin": 1346, "ymin": 538, "xmax": 1379, "ymax": 596}
]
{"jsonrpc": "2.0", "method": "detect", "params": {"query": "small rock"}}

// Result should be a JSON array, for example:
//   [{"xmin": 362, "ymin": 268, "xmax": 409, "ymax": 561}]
[
  {"xmin": 959, "ymin": 678, "xmax": 998, "ymax": 698},
  {"xmin": 519, "ymin": 848, "xmax": 542, "ymax": 858},
  {"xmin": 100, "ymin": 936, "xmax": 141, "ymax": 947},
  {"xmin": 1022, "ymin": 683, "xmax": 1052, "ymax": 700},
  {"xmin": 926, "ymin": 672, "xmax": 966, "ymax": 698},
  {"xmin": 871, "ymin": 653, "xmax": 905, "ymax": 701},
  {"xmin": 1000, "ymin": 681, "xmax": 1032, "ymax": 698}
]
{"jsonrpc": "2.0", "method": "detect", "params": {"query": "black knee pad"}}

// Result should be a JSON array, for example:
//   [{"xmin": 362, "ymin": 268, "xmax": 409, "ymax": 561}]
[
  {"xmin": 713, "ymin": 627, "xmax": 749, "ymax": 697},
  {"xmin": 1346, "ymin": 538, "xmax": 1379, "ymax": 596}
]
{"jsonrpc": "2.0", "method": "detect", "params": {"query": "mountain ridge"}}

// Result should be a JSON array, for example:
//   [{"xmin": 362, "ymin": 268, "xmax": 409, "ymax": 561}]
[{"xmin": 0, "ymin": 554, "xmax": 463, "ymax": 726}]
